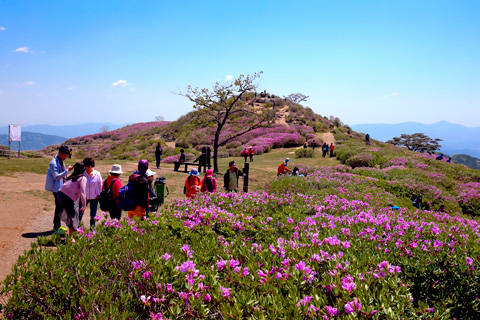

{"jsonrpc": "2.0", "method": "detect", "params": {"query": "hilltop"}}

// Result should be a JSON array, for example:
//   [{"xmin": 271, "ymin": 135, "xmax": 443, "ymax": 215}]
[{"xmin": 42, "ymin": 95, "xmax": 343, "ymax": 162}]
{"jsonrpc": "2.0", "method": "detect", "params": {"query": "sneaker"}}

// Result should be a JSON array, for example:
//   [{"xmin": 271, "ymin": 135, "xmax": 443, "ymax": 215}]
[
  {"xmin": 60, "ymin": 226, "xmax": 69, "ymax": 233},
  {"xmin": 53, "ymin": 228, "xmax": 64, "ymax": 235}
]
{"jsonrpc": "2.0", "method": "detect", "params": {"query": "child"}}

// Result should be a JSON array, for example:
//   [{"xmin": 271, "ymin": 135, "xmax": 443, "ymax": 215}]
[{"xmin": 201, "ymin": 169, "xmax": 217, "ymax": 193}]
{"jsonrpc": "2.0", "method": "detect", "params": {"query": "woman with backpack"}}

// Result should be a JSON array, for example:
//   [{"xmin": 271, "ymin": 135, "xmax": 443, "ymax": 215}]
[
  {"xmin": 57, "ymin": 162, "xmax": 87, "ymax": 240},
  {"xmin": 201, "ymin": 169, "xmax": 217, "ymax": 193},
  {"xmin": 101, "ymin": 164, "xmax": 123, "ymax": 220},
  {"xmin": 185, "ymin": 168, "xmax": 201, "ymax": 198}
]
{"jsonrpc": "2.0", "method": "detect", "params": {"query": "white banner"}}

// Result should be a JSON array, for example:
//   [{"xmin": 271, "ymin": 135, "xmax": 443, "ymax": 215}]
[{"xmin": 9, "ymin": 125, "xmax": 21, "ymax": 142}]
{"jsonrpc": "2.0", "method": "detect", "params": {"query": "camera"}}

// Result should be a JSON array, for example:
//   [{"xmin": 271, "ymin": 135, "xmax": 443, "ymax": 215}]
[{"xmin": 148, "ymin": 197, "xmax": 161, "ymax": 212}]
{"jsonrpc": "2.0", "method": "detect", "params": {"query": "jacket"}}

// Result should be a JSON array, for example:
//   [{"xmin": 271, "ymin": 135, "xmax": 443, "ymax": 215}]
[
  {"xmin": 185, "ymin": 175, "xmax": 201, "ymax": 198},
  {"xmin": 45, "ymin": 156, "xmax": 70, "ymax": 193},
  {"xmin": 223, "ymin": 168, "xmax": 243, "ymax": 191},
  {"xmin": 103, "ymin": 175, "xmax": 123, "ymax": 201},
  {"xmin": 201, "ymin": 177, "xmax": 217, "ymax": 193}
]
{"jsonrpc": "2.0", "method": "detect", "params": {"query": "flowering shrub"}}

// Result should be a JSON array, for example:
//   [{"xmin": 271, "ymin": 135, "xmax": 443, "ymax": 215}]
[{"xmin": 346, "ymin": 152, "xmax": 374, "ymax": 168}]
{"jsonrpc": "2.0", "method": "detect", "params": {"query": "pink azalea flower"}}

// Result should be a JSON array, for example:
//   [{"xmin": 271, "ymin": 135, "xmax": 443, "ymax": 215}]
[
  {"xmin": 220, "ymin": 286, "xmax": 230, "ymax": 299},
  {"xmin": 466, "ymin": 257, "xmax": 473, "ymax": 266}
]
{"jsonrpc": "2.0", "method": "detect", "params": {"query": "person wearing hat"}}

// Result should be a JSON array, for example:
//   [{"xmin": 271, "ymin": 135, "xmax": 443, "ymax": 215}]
[
  {"xmin": 103, "ymin": 164, "xmax": 123, "ymax": 220},
  {"xmin": 145, "ymin": 169, "xmax": 158, "ymax": 215},
  {"xmin": 185, "ymin": 168, "xmax": 202, "ymax": 198},
  {"xmin": 45, "ymin": 145, "xmax": 74, "ymax": 234},
  {"xmin": 201, "ymin": 169, "xmax": 217, "ymax": 193},
  {"xmin": 277, "ymin": 158, "xmax": 292, "ymax": 176},
  {"xmin": 223, "ymin": 161, "xmax": 244, "ymax": 192},
  {"xmin": 127, "ymin": 159, "xmax": 150, "ymax": 220}
]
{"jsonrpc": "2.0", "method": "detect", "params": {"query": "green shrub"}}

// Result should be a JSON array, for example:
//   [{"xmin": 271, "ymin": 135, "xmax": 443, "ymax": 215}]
[{"xmin": 295, "ymin": 148, "xmax": 314, "ymax": 158}]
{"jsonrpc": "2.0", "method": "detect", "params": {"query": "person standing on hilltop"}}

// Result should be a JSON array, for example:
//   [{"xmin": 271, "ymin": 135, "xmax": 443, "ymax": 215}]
[
  {"xmin": 45, "ymin": 146, "xmax": 74, "ymax": 235},
  {"xmin": 224, "ymin": 161, "xmax": 244, "ymax": 192},
  {"xmin": 241, "ymin": 148, "xmax": 248, "ymax": 162},
  {"xmin": 103, "ymin": 164, "xmax": 123, "ymax": 220},
  {"xmin": 365, "ymin": 133, "xmax": 370, "ymax": 145},
  {"xmin": 155, "ymin": 142, "xmax": 163, "ymax": 169},
  {"xmin": 57, "ymin": 162, "xmax": 87, "ymax": 240},
  {"xmin": 321, "ymin": 143, "xmax": 329, "ymax": 157},
  {"xmin": 127, "ymin": 160, "xmax": 150, "ymax": 220},
  {"xmin": 82, "ymin": 157, "xmax": 102, "ymax": 229},
  {"xmin": 329, "ymin": 143, "xmax": 335, "ymax": 157},
  {"xmin": 248, "ymin": 147, "xmax": 254, "ymax": 162}
]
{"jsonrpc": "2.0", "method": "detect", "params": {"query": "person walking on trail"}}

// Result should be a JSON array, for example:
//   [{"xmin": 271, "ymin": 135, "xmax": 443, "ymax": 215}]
[
  {"xmin": 313, "ymin": 125, "xmax": 317, "ymax": 132},
  {"xmin": 321, "ymin": 143, "xmax": 329, "ymax": 158},
  {"xmin": 201, "ymin": 169, "xmax": 217, "ymax": 193},
  {"xmin": 103, "ymin": 164, "xmax": 123, "ymax": 220},
  {"xmin": 311, "ymin": 141, "xmax": 316, "ymax": 151},
  {"xmin": 57, "ymin": 162, "xmax": 87, "ymax": 241},
  {"xmin": 81, "ymin": 157, "xmax": 102, "ymax": 229},
  {"xmin": 185, "ymin": 168, "xmax": 202, "ymax": 198},
  {"xmin": 303, "ymin": 142, "xmax": 308, "ymax": 148},
  {"xmin": 248, "ymin": 147, "xmax": 254, "ymax": 162},
  {"xmin": 45, "ymin": 145, "xmax": 74, "ymax": 235},
  {"xmin": 277, "ymin": 158, "xmax": 292, "ymax": 176},
  {"xmin": 128, "ymin": 159, "xmax": 150, "ymax": 220},
  {"xmin": 155, "ymin": 142, "xmax": 163, "ymax": 169},
  {"xmin": 241, "ymin": 148, "xmax": 248, "ymax": 162},
  {"xmin": 329, "ymin": 143, "xmax": 335, "ymax": 157},
  {"xmin": 365, "ymin": 133, "xmax": 370, "ymax": 145},
  {"xmin": 224, "ymin": 161, "xmax": 244, "ymax": 192}
]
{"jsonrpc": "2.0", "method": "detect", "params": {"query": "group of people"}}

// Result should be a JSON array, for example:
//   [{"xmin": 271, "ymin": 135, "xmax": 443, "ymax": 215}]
[
  {"xmin": 45, "ymin": 146, "xmax": 161, "ymax": 239},
  {"xmin": 322, "ymin": 143, "xmax": 335, "ymax": 157},
  {"xmin": 184, "ymin": 161, "xmax": 244, "ymax": 198},
  {"xmin": 241, "ymin": 147, "xmax": 254, "ymax": 162}
]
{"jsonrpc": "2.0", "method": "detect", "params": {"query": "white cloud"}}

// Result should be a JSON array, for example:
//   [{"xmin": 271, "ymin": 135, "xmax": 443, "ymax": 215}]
[
  {"xmin": 0, "ymin": 26, "xmax": 6, "ymax": 31},
  {"xmin": 67, "ymin": 86, "xmax": 76, "ymax": 90},
  {"xmin": 225, "ymin": 75, "xmax": 233, "ymax": 80},
  {"xmin": 391, "ymin": 92, "xmax": 400, "ymax": 96},
  {"xmin": 13, "ymin": 47, "xmax": 30, "ymax": 53},
  {"xmin": 112, "ymin": 80, "xmax": 129, "ymax": 87},
  {"xmin": 24, "ymin": 81, "xmax": 36, "ymax": 86}
]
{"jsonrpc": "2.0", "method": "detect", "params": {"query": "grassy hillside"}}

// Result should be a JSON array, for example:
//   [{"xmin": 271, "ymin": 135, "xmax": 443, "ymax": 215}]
[{"xmin": 3, "ymin": 130, "xmax": 480, "ymax": 318}]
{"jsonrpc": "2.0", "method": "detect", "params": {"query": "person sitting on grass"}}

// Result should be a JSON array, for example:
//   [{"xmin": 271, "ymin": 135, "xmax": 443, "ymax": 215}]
[{"xmin": 277, "ymin": 158, "xmax": 292, "ymax": 176}]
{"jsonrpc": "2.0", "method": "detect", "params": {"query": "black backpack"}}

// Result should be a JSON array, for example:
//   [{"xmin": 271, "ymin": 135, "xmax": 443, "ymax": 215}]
[{"xmin": 98, "ymin": 178, "xmax": 118, "ymax": 212}]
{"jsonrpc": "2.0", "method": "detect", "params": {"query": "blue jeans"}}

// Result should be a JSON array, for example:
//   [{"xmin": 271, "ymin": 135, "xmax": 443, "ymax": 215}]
[{"xmin": 79, "ymin": 199, "xmax": 98, "ymax": 228}]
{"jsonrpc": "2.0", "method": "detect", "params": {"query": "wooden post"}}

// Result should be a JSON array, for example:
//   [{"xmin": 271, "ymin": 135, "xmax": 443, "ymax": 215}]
[{"xmin": 243, "ymin": 162, "xmax": 249, "ymax": 193}]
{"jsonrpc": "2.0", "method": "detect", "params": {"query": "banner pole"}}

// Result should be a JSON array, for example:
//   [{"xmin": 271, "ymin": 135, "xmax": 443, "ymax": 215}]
[{"xmin": 18, "ymin": 141, "xmax": 21, "ymax": 158}]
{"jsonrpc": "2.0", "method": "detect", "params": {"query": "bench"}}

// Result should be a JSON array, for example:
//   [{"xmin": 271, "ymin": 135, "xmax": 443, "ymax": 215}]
[{"xmin": 173, "ymin": 161, "xmax": 211, "ymax": 173}]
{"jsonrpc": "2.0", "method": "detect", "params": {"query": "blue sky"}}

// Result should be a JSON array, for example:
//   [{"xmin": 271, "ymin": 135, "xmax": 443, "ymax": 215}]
[{"xmin": 1, "ymin": 1, "xmax": 479, "ymax": 127}]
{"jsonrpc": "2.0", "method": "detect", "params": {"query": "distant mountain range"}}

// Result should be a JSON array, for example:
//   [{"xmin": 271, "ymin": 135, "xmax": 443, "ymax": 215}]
[
  {"xmin": 0, "ymin": 132, "xmax": 66, "ymax": 151},
  {"xmin": 351, "ymin": 121, "xmax": 480, "ymax": 158},
  {"xmin": 0, "ymin": 123, "xmax": 128, "ymax": 140}
]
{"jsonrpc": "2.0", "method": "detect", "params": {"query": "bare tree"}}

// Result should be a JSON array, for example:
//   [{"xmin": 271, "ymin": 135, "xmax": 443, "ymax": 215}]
[
  {"xmin": 285, "ymin": 93, "xmax": 309, "ymax": 104},
  {"xmin": 177, "ymin": 72, "xmax": 274, "ymax": 172},
  {"xmin": 99, "ymin": 125, "xmax": 110, "ymax": 132},
  {"xmin": 329, "ymin": 116, "xmax": 343, "ymax": 128},
  {"xmin": 155, "ymin": 115, "xmax": 165, "ymax": 122},
  {"xmin": 386, "ymin": 133, "xmax": 442, "ymax": 153}
]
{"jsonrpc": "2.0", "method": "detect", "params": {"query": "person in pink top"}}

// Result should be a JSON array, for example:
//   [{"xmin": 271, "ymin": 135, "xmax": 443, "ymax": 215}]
[{"xmin": 57, "ymin": 162, "xmax": 87, "ymax": 239}]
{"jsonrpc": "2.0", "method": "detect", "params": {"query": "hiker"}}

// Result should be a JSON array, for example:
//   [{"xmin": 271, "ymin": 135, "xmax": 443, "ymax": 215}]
[
  {"xmin": 329, "ymin": 143, "xmax": 335, "ymax": 157},
  {"xmin": 277, "ymin": 158, "xmax": 292, "ymax": 176},
  {"xmin": 303, "ymin": 142, "xmax": 307, "ymax": 148},
  {"xmin": 185, "ymin": 168, "xmax": 201, "ymax": 198},
  {"xmin": 241, "ymin": 148, "xmax": 248, "ymax": 162},
  {"xmin": 45, "ymin": 146, "xmax": 74, "ymax": 235},
  {"xmin": 146, "ymin": 169, "xmax": 157, "ymax": 215},
  {"xmin": 447, "ymin": 157, "xmax": 452, "ymax": 163},
  {"xmin": 248, "ymin": 147, "xmax": 254, "ymax": 162},
  {"xmin": 436, "ymin": 154, "xmax": 444, "ymax": 161},
  {"xmin": 365, "ymin": 133, "xmax": 370, "ymax": 145},
  {"xmin": 313, "ymin": 125, "xmax": 316, "ymax": 132},
  {"xmin": 311, "ymin": 141, "xmax": 316, "ymax": 151},
  {"xmin": 179, "ymin": 149, "xmax": 186, "ymax": 163},
  {"xmin": 82, "ymin": 157, "xmax": 102, "ymax": 228},
  {"xmin": 201, "ymin": 169, "xmax": 217, "ymax": 193},
  {"xmin": 292, "ymin": 166, "xmax": 304, "ymax": 177},
  {"xmin": 127, "ymin": 159, "xmax": 150, "ymax": 220},
  {"xmin": 155, "ymin": 142, "xmax": 163, "ymax": 169},
  {"xmin": 388, "ymin": 204, "xmax": 400, "ymax": 210},
  {"xmin": 224, "ymin": 161, "xmax": 244, "ymax": 192},
  {"xmin": 103, "ymin": 164, "xmax": 123, "ymax": 220},
  {"xmin": 57, "ymin": 162, "xmax": 87, "ymax": 240},
  {"xmin": 321, "ymin": 143, "xmax": 329, "ymax": 158}
]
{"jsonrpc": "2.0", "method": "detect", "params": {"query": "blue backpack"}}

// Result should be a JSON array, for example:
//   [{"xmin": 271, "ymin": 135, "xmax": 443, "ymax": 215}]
[{"xmin": 117, "ymin": 182, "xmax": 137, "ymax": 211}]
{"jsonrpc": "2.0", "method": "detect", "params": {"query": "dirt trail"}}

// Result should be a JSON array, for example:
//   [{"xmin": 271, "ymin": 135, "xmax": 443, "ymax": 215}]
[{"xmin": 316, "ymin": 132, "xmax": 336, "ymax": 145}]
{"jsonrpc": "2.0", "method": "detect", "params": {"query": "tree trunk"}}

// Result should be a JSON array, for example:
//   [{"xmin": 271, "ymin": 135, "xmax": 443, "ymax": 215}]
[{"xmin": 213, "ymin": 131, "xmax": 220, "ymax": 173}]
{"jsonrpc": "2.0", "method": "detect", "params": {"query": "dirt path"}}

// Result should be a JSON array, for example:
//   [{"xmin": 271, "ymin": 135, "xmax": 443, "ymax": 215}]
[{"xmin": 316, "ymin": 132, "xmax": 336, "ymax": 145}]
